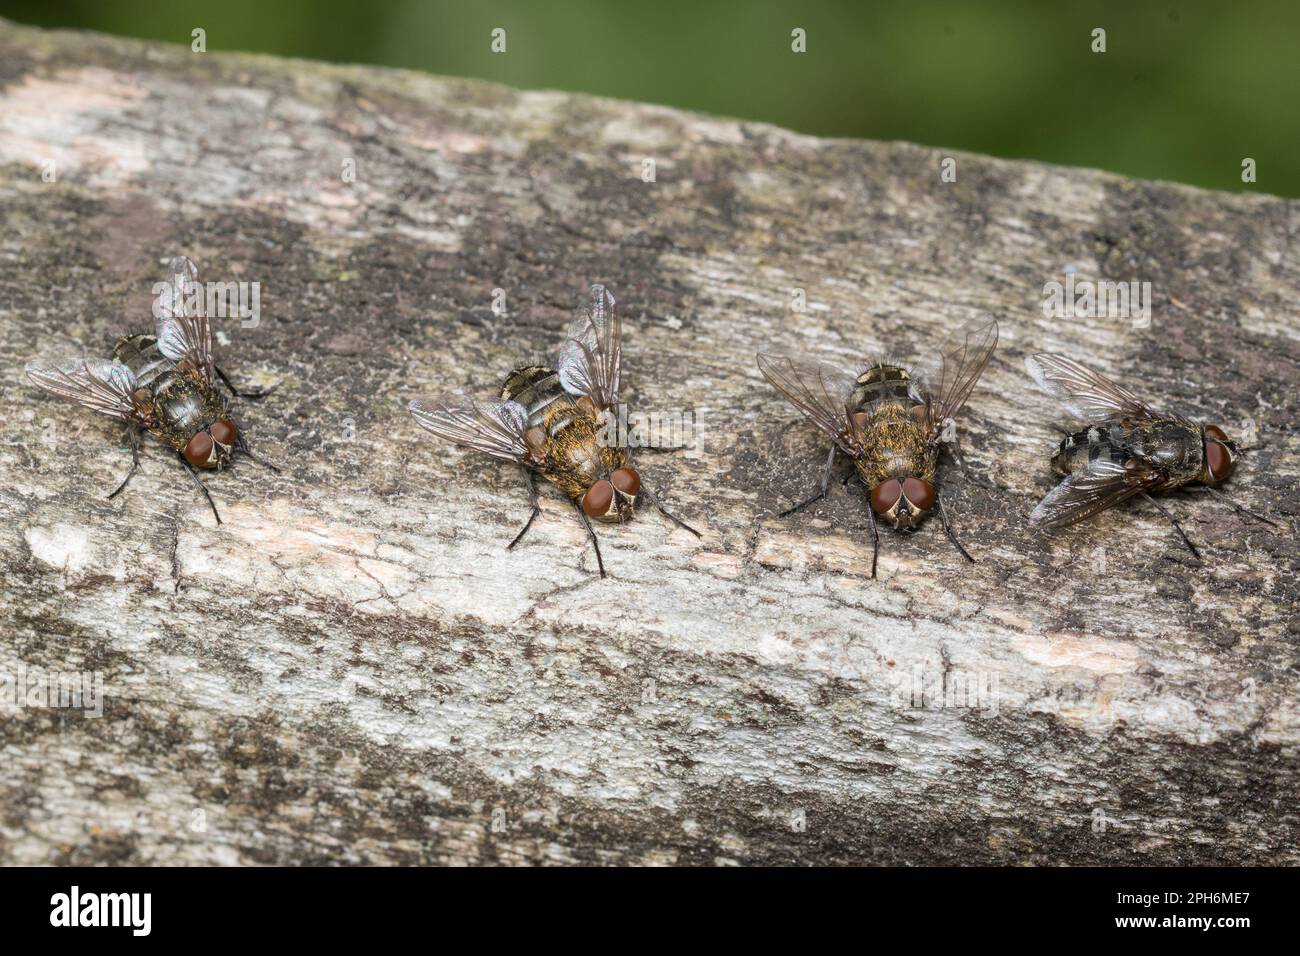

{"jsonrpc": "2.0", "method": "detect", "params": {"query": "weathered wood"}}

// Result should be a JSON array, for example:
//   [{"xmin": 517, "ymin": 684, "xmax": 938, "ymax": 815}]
[{"xmin": 1, "ymin": 19, "xmax": 1297, "ymax": 865}]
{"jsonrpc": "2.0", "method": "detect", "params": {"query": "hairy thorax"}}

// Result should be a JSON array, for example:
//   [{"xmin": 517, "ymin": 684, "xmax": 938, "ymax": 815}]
[
  {"xmin": 852, "ymin": 401, "xmax": 936, "ymax": 488},
  {"xmin": 541, "ymin": 400, "xmax": 628, "ymax": 501}
]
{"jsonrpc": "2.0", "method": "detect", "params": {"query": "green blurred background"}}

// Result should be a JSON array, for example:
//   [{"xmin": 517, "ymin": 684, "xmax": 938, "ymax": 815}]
[{"xmin": 4, "ymin": 0, "xmax": 1297, "ymax": 196}]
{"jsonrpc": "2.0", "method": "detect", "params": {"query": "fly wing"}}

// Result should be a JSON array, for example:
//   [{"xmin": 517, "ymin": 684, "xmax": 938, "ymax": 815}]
[
  {"xmin": 1029, "ymin": 458, "xmax": 1160, "ymax": 529},
  {"xmin": 1025, "ymin": 352, "xmax": 1162, "ymax": 423},
  {"xmin": 409, "ymin": 397, "xmax": 532, "ymax": 465},
  {"xmin": 558, "ymin": 284, "xmax": 620, "ymax": 412},
  {"xmin": 25, "ymin": 357, "xmax": 139, "ymax": 421},
  {"xmin": 155, "ymin": 255, "xmax": 214, "ymax": 384},
  {"xmin": 756, "ymin": 353, "xmax": 857, "ymax": 451},
  {"xmin": 922, "ymin": 317, "xmax": 999, "ymax": 433}
]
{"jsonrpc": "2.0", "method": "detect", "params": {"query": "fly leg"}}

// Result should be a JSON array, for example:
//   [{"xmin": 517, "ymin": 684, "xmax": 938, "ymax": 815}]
[
  {"xmin": 108, "ymin": 424, "xmax": 143, "ymax": 499},
  {"xmin": 179, "ymin": 453, "xmax": 223, "ymax": 525},
  {"xmin": 1141, "ymin": 492, "xmax": 1201, "ymax": 562},
  {"xmin": 866, "ymin": 502, "xmax": 881, "ymax": 579},
  {"xmin": 507, "ymin": 470, "xmax": 542, "ymax": 550},
  {"xmin": 571, "ymin": 499, "xmax": 606, "ymax": 578},
  {"xmin": 779, "ymin": 445, "xmax": 837, "ymax": 517},
  {"xmin": 641, "ymin": 481, "xmax": 702, "ymax": 538},
  {"xmin": 942, "ymin": 434, "xmax": 971, "ymax": 478},
  {"xmin": 1188, "ymin": 485, "xmax": 1280, "ymax": 528},
  {"xmin": 937, "ymin": 491, "xmax": 976, "ymax": 564},
  {"xmin": 215, "ymin": 364, "xmax": 276, "ymax": 399},
  {"xmin": 234, "ymin": 428, "xmax": 281, "ymax": 473}
]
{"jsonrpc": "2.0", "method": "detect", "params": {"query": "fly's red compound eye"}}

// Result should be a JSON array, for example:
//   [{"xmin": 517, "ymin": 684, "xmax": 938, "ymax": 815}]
[
  {"xmin": 184, "ymin": 430, "xmax": 214, "ymax": 468},
  {"xmin": 582, "ymin": 479, "xmax": 614, "ymax": 518},
  {"xmin": 870, "ymin": 479, "xmax": 904, "ymax": 515},
  {"xmin": 1203, "ymin": 424, "xmax": 1229, "ymax": 443},
  {"xmin": 902, "ymin": 476, "xmax": 936, "ymax": 511},
  {"xmin": 210, "ymin": 418, "xmax": 237, "ymax": 447},
  {"xmin": 610, "ymin": 467, "xmax": 640, "ymax": 497},
  {"xmin": 1205, "ymin": 440, "xmax": 1234, "ymax": 483}
]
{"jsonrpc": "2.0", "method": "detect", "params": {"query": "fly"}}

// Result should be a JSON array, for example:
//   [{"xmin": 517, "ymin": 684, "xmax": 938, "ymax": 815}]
[
  {"xmin": 25, "ymin": 256, "xmax": 278, "ymax": 524},
  {"xmin": 1025, "ymin": 352, "xmax": 1278, "ymax": 560},
  {"xmin": 757, "ymin": 317, "xmax": 999, "ymax": 577},
  {"xmin": 410, "ymin": 284, "xmax": 700, "ymax": 578}
]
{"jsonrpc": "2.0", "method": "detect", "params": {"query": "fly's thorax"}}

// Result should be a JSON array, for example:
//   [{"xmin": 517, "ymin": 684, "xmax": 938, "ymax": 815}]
[
  {"xmin": 1141, "ymin": 421, "xmax": 1204, "ymax": 482},
  {"xmin": 537, "ymin": 398, "xmax": 636, "ymax": 522},
  {"xmin": 538, "ymin": 398, "xmax": 626, "ymax": 498},
  {"xmin": 852, "ymin": 401, "xmax": 934, "ymax": 487},
  {"xmin": 150, "ymin": 372, "xmax": 227, "ymax": 451}
]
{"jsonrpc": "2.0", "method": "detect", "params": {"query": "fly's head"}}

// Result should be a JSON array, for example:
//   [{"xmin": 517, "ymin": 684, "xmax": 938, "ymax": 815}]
[
  {"xmin": 581, "ymin": 467, "xmax": 640, "ymax": 523},
  {"xmin": 870, "ymin": 475, "xmax": 936, "ymax": 530},
  {"xmin": 184, "ymin": 418, "xmax": 237, "ymax": 470},
  {"xmin": 1200, "ymin": 424, "xmax": 1237, "ymax": 485}
]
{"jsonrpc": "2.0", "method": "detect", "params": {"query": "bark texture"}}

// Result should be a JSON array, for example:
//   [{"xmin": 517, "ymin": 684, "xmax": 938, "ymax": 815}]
[{"xmin": 0, "ymin": 19, "xmax": 1297, "ymax": 865}]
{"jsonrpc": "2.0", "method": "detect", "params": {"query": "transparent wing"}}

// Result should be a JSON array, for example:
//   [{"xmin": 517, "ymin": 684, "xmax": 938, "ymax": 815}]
[
  {"xmin": 25, "ymin": 357, "xmax": 138, "ymax": 421},
  {"xmin": 922, "ymin": 317, "xmax": 999, "ymax": 431},
  {"xmin": 756, "ymin": 352, "xmax": 857, "ymax": 450},
  {"xmin": 1029, "ymin": 458, "xmax": 1160, "ymax": 529},
  {"xmin": 409, "ymin": 397, "xmax": 531, "ymax": 465},
  {"xmin": 558, "ymin": 284, "xmax": 620, "ymax": 411},
  {"xmin": 1024, "ymin": 352, "xmax": 1161, "ymax": 423},
  {"xmin": 155, "ymin": 255, "xmax": 214, "ymax": 383}
]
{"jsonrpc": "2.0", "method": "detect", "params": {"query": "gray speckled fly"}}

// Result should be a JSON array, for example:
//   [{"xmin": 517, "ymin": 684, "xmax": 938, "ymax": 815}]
[
  {"xmin": 1025, "ymin": 352, "xmax": 1277, "ymax": 560},
  {"xmin": 25, "ymin": 256, "xmax": 277, "ymax": 524}
]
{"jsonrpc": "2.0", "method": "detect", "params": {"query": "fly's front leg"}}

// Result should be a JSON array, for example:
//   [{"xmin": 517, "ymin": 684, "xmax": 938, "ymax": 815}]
[
  {"xmin": 108, "ymin": 424, "xmax": 144, "ymax": 499},
  {"xmin": 507, "ymin": 469, "xmax": 542, "ymax": 550},
  {"xmin": 234, "ymin": 423, "xmax": 281, "ymax": 473},
  {"xmin": 779, "ymin": 444, "xmax": 838, "ymax": 517},
  {"xmin": 942, "ymin": 433, "xmax": 970, "ymax": 477},
  {"xmin": 640, "ymin": 481, "xmax": 702, "ymax": 538},
  {"xmin": 179, "ymin": 452, "xmax": 222, "ymax": 525},
  {"xmin": 1188, "ymin": 485, "xmax": 1280, "ymax": 528},
  {"xmin": 571, "ymin": 498, "xmax": 606, "ymax": 578},
  {"xmin": 1141, "ymin": 492, "xmax": 1201, "ymax": 562},
  {"xmin": 867, "ymin": 502, "xmax": 881, "ymax": 579},
  {"xmin": 936, "ymin": 491, "xmax": 975, "ymax": 564},
  {"xmin": 215, "ymin": 364, "xmax": 276, "ymax": 399}
]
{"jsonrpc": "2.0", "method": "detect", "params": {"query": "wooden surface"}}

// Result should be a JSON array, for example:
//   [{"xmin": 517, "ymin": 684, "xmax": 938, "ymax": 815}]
[{"xmin": 0, "ymin": 19, "xmax": 1296, "ymax": 865}]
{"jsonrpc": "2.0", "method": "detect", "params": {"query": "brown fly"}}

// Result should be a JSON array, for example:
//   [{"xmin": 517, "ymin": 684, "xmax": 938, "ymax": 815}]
[
  {"xmin": 1025, "ymin": 352, "xmax": 1277, "ymax": 559},
  {"xmin": 25, "ymin": 256, "xmax": 277, "ymax": 524},
  {"xmin": 410, "ymin": 284, "xmax": 700, "ymax": 577},
  {"xmin": 757, "ymin": 317, "xmax": 999, "ymax": 577}
]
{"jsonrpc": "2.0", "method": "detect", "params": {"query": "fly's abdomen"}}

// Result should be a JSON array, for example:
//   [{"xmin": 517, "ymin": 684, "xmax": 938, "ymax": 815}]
[
  {"xmin": 1051, "ymin": 424, "xmax": 1130, "ymax": 475},
  {"xmin": 851, "ymin": 363, "xmax": 920, "ymax": 413},
  {"xmin": 503, "ymin": 366, "xmax": 565, "ymax": 429},
  {"xmin": 112, "ymin": 334, "xmax": 173, "ymax": 392}
]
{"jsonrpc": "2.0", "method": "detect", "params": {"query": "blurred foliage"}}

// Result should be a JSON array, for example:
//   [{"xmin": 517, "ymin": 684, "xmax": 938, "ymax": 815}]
[{"xmin": 4, "ymin": 0, "xmax": 1297, "ymax": 196}]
